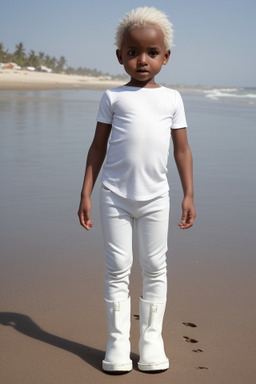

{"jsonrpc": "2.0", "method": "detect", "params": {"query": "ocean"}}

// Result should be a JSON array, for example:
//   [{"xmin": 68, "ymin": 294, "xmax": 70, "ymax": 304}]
[
  {"xmin": 202, "ymin": 87, "xmax": 256, "ymax": 104},
  {"xmin": 0, "ymin": 88, "xmax": 255, "ymax": 270}
]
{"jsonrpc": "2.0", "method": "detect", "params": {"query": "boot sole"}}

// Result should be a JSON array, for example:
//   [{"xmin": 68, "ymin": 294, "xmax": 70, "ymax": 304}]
[
  {"xmin": 102, "ymin": 360, "xmax": 133, "ymax": 372},
  {"xmin": 138, "ymin": 359, "xmax": 169, "ymax": 372}
]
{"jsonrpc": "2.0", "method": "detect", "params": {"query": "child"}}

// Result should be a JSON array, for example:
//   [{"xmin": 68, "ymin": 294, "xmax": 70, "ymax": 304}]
[{"xmin": 78, "ymin": 6, "xmax": 196, "ymax": 373}]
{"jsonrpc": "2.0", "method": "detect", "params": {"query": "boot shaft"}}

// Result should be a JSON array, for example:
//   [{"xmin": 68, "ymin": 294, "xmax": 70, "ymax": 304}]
[
  {"xmin": 138, "ymin": 297, "xmax": 169, "ymax": 371},
  {"xmin": 103, "ymin": 296, "xmax": 132, "ymax": 372}
]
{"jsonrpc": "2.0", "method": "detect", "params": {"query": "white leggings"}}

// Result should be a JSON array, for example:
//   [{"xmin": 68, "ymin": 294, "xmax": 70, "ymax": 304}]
[{"xmin": 100, "ymin": 185, "xmax": 170, "ymax": 302}]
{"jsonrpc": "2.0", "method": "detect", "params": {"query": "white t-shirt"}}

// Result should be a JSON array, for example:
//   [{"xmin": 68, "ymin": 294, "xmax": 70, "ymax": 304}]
[{"xmin": 97, "ymin": 85, "xmax": 187, "ymax": 201}]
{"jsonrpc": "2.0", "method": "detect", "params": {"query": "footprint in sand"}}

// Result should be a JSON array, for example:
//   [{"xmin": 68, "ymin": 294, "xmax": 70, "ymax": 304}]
[
  {"xmin": 183, "ymin": 322, "xmax": 197, "ymax": 328},
  {"xmin": 183, "ymin": 336, "xmax": 198, "ymax": 343},
  {"xmin": 182, "ymin": 322, "xmax": 208, "ymax": 370}
]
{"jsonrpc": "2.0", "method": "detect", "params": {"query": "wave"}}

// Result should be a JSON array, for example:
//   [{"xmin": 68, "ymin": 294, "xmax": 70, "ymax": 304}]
[{"xmin": 203, "ymin": 88, "xmax": 256, "ymax": 104}]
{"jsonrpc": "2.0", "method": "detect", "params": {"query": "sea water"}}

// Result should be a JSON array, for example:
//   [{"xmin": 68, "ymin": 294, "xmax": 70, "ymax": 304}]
[
  {"xmin": 203, "ymin": 87, "xmax": 256, "ymax": 104},
  {"xmin": 0, "ymin": 88, "xmax": 255, "ymax": 271}
]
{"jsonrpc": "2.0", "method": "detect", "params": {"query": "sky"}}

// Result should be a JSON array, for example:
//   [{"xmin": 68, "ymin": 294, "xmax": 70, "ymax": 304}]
[{"xmin": 1, "ymin": 0, "xmax": 255, "ymax": 87}]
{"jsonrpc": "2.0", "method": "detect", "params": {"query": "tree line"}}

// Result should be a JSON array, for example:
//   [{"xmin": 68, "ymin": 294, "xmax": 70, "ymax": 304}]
[{"xmin": 0, "ymin": 42, "xmax": 127, "ymax": 79}]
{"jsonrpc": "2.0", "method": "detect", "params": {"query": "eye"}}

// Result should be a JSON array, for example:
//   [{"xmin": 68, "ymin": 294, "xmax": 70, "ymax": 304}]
[
  {"xmin": 128, "ymin": 50, "xmax": 137, "ymax": 56},
  {"xmin": 149, "ymin": 50, "xmax": 159, "ymax": 57}
]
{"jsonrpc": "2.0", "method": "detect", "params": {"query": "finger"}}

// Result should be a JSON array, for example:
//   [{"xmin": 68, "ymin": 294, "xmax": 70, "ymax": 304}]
[
  {"xmin": 82, "ymin": 220, "xmax": 93, "ymax": 231},
  {"xmin": 179, "ymin": 210, "xmax": 187, "ymax": 226},
  {"xmin": 179, "ymin": 221, "xmax": 193, "ymax": 229},
  {"xmin": 179, "ymin": 213, "xmax": 186, "ymax": 223},
  {"xmin": 178, "ymin": 210, "xmax": 194, "ymax": 229},
  {"xmin": 84, "ymin": 222, "xmax": 93, "ymax": 231},
  {"xmin": 78, "ymin": 210, "xmax": 85, "ymax": 227},
  {"xmin": 85, "ymin": 220, "xmax": 93, "ymax": 230},
  {"xmin": 78, "ymin": 210, "xmax": 92, "ymax": 230}
]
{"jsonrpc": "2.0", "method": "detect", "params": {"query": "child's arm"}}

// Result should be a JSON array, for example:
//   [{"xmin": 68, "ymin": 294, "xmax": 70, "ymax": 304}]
[
  {"xmin": 171, "ymin": 128, "xmax": 196, "ymax": 229},
  {"xmin": 78, "ymin": 122, "xmax": 112, "ymax": 230}
]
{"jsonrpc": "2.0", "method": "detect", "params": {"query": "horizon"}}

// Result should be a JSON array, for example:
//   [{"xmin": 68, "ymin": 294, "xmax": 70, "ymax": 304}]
[
  {"xmin": 1, "ymin": 0, "xmax": 255, "ymax": 88},
  {"xmin": 2, "ymin": 42, "xmax": 256, "ymax": 89}
]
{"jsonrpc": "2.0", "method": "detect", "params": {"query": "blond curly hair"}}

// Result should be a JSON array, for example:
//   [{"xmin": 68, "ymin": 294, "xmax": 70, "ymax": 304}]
[{"xmin": 115, "ymin": 7, "xmax": 173, "ymax": 50}]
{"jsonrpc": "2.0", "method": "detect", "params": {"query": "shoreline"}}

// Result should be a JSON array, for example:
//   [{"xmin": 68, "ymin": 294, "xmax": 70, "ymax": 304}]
[{"xmin": 0, "ymin": 69, "xmax": 215, "ymax": 92}]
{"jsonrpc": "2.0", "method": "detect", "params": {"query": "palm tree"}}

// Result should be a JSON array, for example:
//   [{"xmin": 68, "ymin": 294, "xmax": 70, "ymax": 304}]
[
  {"xmin": 38, "ymin": 51, "xmax": 45, "ymax": 65},
  {"xmin": 49, "ymin": 56, "xmax": 57, "ymax": 70},
  {"xmin": 43, "ymin": 55, "xmax": 56, "ymax": 70},
  {"xmin": 14, "ymin": 42, "xmax": 26, "ymax": 65},
  {"xmin": 56, "ymin": 55, "xmax": 67, "ymax": 73},
  {"xmin": 28, "ymin": 50, "xmax": 39, "ymax": 67},
  {"xmin": 0, "ymin": 42, "xmax": 5, "ymax": 61}
]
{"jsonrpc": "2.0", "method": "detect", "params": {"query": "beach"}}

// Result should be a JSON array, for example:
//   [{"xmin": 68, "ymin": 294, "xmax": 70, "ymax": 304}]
[
  {"xmin": 0, "ymin": 80, "xmax": 256, "ymax": 384},
  {"xmin": 0, "ymin": 69, "xmax": 124, "ymax": 91}
]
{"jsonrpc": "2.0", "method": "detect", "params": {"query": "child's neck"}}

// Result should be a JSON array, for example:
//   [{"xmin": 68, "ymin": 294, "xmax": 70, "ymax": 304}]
[{"xmin": 125, "ymin": 78, "xmax": 161, "ymax": 88}]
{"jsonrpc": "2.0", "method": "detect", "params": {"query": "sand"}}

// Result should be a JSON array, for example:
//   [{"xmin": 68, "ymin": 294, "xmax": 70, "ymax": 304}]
[
  {"xmin": 1, "ymin": 74, "xmax": 256, "ymax": 383},
  {"xmin": 1, "ymin": 244, "xmax": 255, "ymax": 384},
  {"xmin": 0, "ymin": 69, "xmax": 124, "ymax": 91}
]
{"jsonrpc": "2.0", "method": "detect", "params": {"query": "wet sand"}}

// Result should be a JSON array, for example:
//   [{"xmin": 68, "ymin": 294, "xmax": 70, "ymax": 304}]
[
  {"xmin": 1, "ymin": 242, "xmax": 256, "ymax": 384},
  {"xmin": 1, "ymin": 85, "xmax": 256, "ymax": 383}
]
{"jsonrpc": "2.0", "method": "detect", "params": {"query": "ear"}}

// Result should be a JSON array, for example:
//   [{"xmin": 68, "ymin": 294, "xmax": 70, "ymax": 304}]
[
  {"xmin": 116, "ymin": 49, "xmax": 123, "ymax": 65},
  {"xmin": 163, "ymin": 49, "xmax": 171, "ymax": 65}
]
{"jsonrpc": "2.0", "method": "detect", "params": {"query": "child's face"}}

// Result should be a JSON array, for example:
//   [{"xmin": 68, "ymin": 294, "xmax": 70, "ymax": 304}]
[{"xmin": 116, "ymin": 26, "xmax": 170, "ymax": 87}]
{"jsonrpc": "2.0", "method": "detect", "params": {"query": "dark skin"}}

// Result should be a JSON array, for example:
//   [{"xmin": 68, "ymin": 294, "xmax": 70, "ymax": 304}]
[
  {"xmin": 171, "ymin": 127, "xmax": 195, "ymax": 229},
  {"xmin": 116, "ymin": 27, "xmax": 170, "ymax": 88},
  {"xmin": 78, "ymin": 122, "xmax": 111, "ymax": 230},
  {"xmin": 78, "ymin": 26, "xmax": 196, "ymax": 230}
]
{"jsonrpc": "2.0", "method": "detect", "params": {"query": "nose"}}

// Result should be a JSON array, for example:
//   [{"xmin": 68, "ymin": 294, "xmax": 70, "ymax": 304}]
[{"xmin": 137, "ymin": 53, "xmax": 147, "ymax": 66}]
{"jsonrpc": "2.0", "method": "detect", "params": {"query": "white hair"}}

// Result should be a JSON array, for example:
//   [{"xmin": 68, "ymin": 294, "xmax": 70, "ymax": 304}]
[{"xmin": 115, "ymin": 7, "xmax": 173, "ymax": 50}]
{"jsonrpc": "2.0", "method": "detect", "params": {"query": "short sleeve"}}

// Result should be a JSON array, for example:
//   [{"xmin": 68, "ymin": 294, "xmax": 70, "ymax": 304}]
[
  {"xmin": 171, "ymin": 91, "xmax": 187, "ymax": 129},
  {"xmin": 96, "ymin": 90, "xmax": 113, "ymax": 124}
]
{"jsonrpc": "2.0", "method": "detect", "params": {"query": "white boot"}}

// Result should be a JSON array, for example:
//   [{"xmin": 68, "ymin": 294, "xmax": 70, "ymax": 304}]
[
  {"xmin": 138, "ymin": 297, "xmax": 169, "ymax": 371},
  {"xmin": 102, "ymin": 296, "xmax": 133, "ymax": 372}
]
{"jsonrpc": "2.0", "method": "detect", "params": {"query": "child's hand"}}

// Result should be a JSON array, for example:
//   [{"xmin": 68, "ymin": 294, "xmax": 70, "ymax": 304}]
[
  {"xmin": 78, "ymin": 197, "xmax": 93, "ymax": 231},
  {"xmin": 178, "ymin": 196, "xmax": 196, "ymax": 230}
]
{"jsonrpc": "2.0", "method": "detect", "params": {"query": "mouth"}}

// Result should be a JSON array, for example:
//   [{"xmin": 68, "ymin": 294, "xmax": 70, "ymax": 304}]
[{"xmin": 136, "ymin": 70, "xmax": 149, "ymax": 74}]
